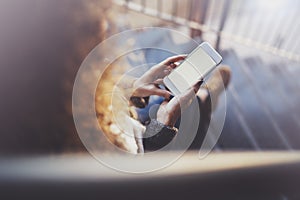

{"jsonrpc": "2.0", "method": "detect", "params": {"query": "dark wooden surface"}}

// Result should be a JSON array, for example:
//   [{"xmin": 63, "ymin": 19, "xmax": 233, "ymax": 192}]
[{"xmin": 219, "ymin": 49, "xmax": 300, "ymax": 150}]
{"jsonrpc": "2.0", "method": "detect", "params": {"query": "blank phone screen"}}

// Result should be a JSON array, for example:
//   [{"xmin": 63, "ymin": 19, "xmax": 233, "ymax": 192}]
[{"xmin": 167, "ymin": 47, "xmax": 216, "ymax": 92}]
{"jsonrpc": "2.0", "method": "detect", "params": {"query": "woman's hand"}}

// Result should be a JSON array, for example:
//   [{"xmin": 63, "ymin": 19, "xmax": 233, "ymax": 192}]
[
  {"xmin": 156, "ymin": 80, "xmax": 203, "ymax": 127},
  {"xmin": 132, "ymin": 55, "xmax": 186, "ymax": 99}
]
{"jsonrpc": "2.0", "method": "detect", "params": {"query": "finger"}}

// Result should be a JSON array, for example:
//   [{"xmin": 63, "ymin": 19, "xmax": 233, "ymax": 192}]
[
  {"xmin": 183, "ymin": 80, "xmax": 203, "ymax": 100},
  {"xmin": 151, "ymin": 87, "xmax": 172, "ymax": 99},
  {"xmin": 169, "ymin": 62, "xmax": 177, "ymax": 69},
  {"xmin": 153, "ymin": 78, "xmax": 164, "ymax": 85},
  {"xmin": 150, "ymin": 55, "xmax": 187, "ymax": 79},
  {"xmin": 168, "ymin": 80, "xmax": 202, "ymax": 111},
  {"xmin": 192, "ymin": 80, "xmax": 204, "ymax": 93},
  {"xmin": 162, "ymin": 54, "xmax": 187, "ymax": 66},
  {"xmin": 151, "ymin": 66, "xmax": 172, "ymax": 79},
  {"xmin": 160, "ymin": 100, "xmax": 169, "ymax": 106},
  {"xmin": 161, "ymin": 61, "xmax": 185, "ymax": 77}
]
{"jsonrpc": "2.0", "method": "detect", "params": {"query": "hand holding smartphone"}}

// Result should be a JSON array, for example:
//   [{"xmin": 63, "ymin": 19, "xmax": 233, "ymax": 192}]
[{"xmin": 163, "ymin": 42, "xmax": 222, "ymax": 95}]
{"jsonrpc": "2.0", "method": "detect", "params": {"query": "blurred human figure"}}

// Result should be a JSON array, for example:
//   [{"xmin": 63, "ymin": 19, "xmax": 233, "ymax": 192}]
[{"xmin": 119, "ymin": 55, "xmax": 231, "ymax": 153}]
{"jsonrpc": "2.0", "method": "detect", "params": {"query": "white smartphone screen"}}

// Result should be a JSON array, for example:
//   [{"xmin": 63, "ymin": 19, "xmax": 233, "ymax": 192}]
[{"xmin": 164, "ymin": 42, "xmax": 222, "ymax": 95}]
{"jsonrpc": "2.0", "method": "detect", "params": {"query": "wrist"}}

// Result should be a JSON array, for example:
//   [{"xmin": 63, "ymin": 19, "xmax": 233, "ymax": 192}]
[{"xmin": 157, "ymin": 115, "xmax": 176, "ymax": 128}]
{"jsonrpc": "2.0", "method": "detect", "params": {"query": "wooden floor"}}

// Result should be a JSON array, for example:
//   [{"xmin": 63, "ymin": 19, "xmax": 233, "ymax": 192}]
[{"xmin": 218, "ymin": 49, "xmax": 300, "ymax": 150}]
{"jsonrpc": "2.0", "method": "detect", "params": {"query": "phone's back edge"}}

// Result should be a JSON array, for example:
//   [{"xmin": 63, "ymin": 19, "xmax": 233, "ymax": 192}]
[{"xmin": 200, "ymin": 42, "xmax": 222, "ymax": 65}]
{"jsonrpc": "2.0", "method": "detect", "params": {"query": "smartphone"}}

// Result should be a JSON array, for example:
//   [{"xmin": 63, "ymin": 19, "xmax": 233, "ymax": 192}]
[{"xmin": 163, "ymin": 42, "xmax": 222, "ymax": 95}]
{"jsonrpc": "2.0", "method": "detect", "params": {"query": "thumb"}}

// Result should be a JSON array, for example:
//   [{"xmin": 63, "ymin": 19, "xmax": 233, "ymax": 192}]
[
  {"xmin": 171, "ymin": 80, "xmax": 203, "ymax": 110},
  {"xmin": 192, "ymin": 80, "xmax": 204, "ymax": 93}
]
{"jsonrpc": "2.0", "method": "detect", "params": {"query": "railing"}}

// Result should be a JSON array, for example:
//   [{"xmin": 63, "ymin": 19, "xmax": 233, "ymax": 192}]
[{"xmin": 113, "ymin": 0, "xmax": 300, "ymax": 62}]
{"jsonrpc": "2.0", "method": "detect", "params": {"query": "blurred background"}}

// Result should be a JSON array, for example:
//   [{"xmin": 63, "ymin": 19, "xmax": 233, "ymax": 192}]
[
  {"xmin": 0, "ymin": 0, "xmax": 299, "ymax": 155},
  {"xmin": 111, "ymin": 0, "xmax": 300, "ymax": 152},
  {"xmin": 0, "ymin": 0, "xmax": 300, "ymax": 199}
]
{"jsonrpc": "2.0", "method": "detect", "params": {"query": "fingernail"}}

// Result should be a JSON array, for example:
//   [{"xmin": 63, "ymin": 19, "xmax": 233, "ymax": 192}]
[
  {"xmin": 197, "ymin": 80, "xmax": 204, "ymax": 86},
  {"xmin": 170, "ymin": 63, "xmax": 176, "ymax": 69},
  {"xmin": 194, "ymin": 80, "xmax": 203, "ymax": 92}
]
